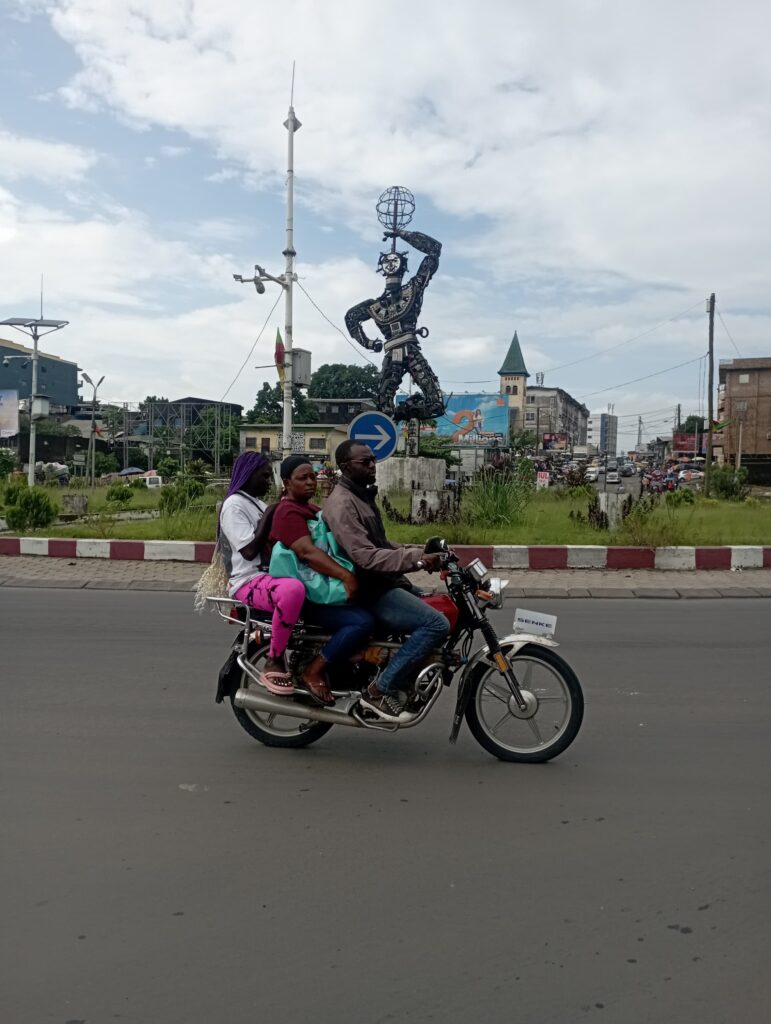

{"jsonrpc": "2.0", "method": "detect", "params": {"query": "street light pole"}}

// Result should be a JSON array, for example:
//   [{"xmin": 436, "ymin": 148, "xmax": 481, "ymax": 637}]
[
  {"xmin": 1, "ymin": 317, "xmax": 68, "ymax": 485},
  {"xmin": 81, "ymin": 372, "xmax": 105, "ymax": 487},
  {"xmin": 233, "ymin": 90, "xmax": 301, "ymax": 459}
]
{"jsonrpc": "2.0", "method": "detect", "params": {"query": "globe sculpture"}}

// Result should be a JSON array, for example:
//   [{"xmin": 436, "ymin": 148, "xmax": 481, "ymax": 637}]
[
  {"xmin": 345, "ymin": 186, "xmax": 444, "ymax": 423},
  {"xmin": 376, "ymin": 186, "xmax": 415, "ymax": 249}
]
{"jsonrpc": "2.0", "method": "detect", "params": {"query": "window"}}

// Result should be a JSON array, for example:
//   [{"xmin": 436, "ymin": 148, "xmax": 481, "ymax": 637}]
[
  {"xmin": 511, "ymin": 385, "xmax": 518, "ymax": 395},
  {"xmin": 260, "ymin": 437, "xmax": 271, "ymax": 453},
  {"xmin": 244, "ymin": 437, "xmax": 256, "ymax": 449},
  {"xmin": 505, "ymin": 386, "xmax": 511, "ymax": 395},
  {"xmin": 527, "ymin": 395, "xmax": 535, "ymax": 404},
  {"xmin": 330, "ymin": 405, "xmax": 339, "ymax": 414},
  {"xmin": 738, "ymin": 373, "xmax": 750, "ymax": 384},
  {"xmin": 735, "ymin": 401, "xmax": 747, "ymax": 413},
  {"xmin": 526, "ymin": 412, "xmax": 535, "ymax": 422},
  {"xmin": 309, "ymin": 437, "xmax": 326, "ymax": 451}
]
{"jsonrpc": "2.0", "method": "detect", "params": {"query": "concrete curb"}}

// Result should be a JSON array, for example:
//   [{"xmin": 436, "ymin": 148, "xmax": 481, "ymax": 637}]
[{"xmin": 1, "ymin": 537, "xmax": 770, "ymax": 571}]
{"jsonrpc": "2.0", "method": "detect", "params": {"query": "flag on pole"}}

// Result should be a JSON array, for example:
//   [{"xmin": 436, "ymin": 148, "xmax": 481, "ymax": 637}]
[
  {"xmin": 712, "ymin": 418, "xmax": 731, "ymax": 432},
  {"xmin": 275, "ymin": 328, "xmax": 285, "ymax": 385}
]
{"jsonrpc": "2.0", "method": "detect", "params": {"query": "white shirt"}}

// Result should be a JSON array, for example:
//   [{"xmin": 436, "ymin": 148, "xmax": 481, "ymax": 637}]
[{"xmin": 219, "ymin": 491, "xmax": 267, "ymax": 596}]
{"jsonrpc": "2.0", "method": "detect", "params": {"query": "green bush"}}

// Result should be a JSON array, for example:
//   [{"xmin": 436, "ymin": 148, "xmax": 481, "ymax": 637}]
[
  {"xmin": 129, "ymin": 478, "xmax": 147, "ymax": 491},
  {"xmin": 106, "ymin": 483, "xmax": 133, "ymax": 505},
  {"xmin": 711, "ymin": 465, "xmax": 750, "ymax": 501},
  {"xmin": 4, "ymin": 487, "xmax": 58, "ymax": 531},
  {"xmin": 665, "ymin": 487, "xmax": 695, "ymax": 507},
  {"xmin": 466, "ymin": 461, "xmax": 536, "ymax": 528},
  {"xmin": 2, "ymin": 477, "xmax": 28, "ymax": 509},
  {"xmin": 0, "ymin": 450, "xmax": 16, "ymax": 478},
  {"xmin": 158, "ymin": 478, "xmax": 203, "ymax": 516}
]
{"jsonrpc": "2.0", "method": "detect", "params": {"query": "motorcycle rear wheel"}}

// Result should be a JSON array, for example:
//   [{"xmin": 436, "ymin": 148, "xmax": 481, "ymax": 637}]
[
  {"xmin": 465, "ymin": 644, "xmax": 583, "ymax": 763},
  {"xmin": 230, "ymin": 645, "xmax": 333, "ymax": 749}
]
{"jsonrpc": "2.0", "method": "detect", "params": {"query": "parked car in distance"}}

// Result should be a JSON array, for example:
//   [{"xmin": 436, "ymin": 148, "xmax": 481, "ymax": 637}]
[
  {"xmin": 620, "ymin": 464, "xmax": 636, "ymax": 477},
  {"xmin": 585, "ymin": 466, "xmax": 599, "ymax": 482},
  {"xmin": 606, "ymin": 470, "xmax": 620, "ymax": 484}
]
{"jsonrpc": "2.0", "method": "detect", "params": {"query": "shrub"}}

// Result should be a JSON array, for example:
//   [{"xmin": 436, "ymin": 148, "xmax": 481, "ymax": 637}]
[
  {"xmin": 710, "ymin": 465, "xmax": 749, "ymax": 501},
  {"xmin": 2, "ymin": 477, "xmax": 28, "ymax": 509},
  {"xmin": 4, "ymin": 486, "xmax": 58, "ymax": 531},
  {"xmin": 0, "ymin": 449, "xmax": 16, "ymax": 478},
  {"xmin": 129, "ymin": 478, "xmax": 147, "ymax": 491},
  {"xmin": 665, "ymin": 488, "xmax": 695, "ymax": 507},
  {"xmin": 158, "ymin": 478, "xmax": 203, "ymax": 516},
  {"xmin": 106, "ymin": 483, "xmax": 133, "ymax": 505},
  {"xmin": 466, "ymin": 461, "xmax": 536, "ymax": 528}
]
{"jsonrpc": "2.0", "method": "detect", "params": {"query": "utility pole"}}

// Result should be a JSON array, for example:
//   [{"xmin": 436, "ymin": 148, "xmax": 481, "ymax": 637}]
[
  {"xmin": 1, "ymin": 316, "xmax": 68, "ymax": 485},
  {"xmin": 233, "ymin": 70, "xmax": 301, "ymax": 459},
  {"xmin": 704, "ymin": 293, "xmax": 715, "ymax": 496},
  {"xmin": 637, "ymin": 416, "xmax": 643, "ymax": 450},
  {"xmin": 676, "ymin": 403, "xmax": 681, "ymax": 433}
]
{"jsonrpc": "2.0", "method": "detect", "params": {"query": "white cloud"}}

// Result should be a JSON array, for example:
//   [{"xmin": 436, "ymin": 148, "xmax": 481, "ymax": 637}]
[
  {"xmin": 5, "ymin": 0, "xmax": 771, "ymax": 434},
  {"xmin": 159, "ymin": 144, "xmax": 189, "ymax": 158},
  {"xmin": 0, "ymin": 127, "xmax": 97, "ymax": 183}
]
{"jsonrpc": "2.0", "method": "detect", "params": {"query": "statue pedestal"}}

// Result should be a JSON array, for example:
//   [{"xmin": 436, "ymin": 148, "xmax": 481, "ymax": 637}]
[
  {"xmin": 411, "ymin": 488, "xmax": 457, "ymax": 523},
  {"xmin": 376, "ymin": 456, "xmax": 445, "ymax": 494},
  {"xmin": 599, "ymin": 490, "xmax": 625, "ymax": 530}
]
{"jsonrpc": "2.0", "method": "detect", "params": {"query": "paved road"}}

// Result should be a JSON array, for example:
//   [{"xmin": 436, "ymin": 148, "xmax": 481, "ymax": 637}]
[{"xmin": 2, "ymin": 590, "xmax": 769, "ymax": 1024}]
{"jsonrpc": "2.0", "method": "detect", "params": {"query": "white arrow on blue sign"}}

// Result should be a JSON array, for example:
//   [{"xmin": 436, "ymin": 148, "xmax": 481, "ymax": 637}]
[{"xmin": 347, "ymin": 410, "xmax": 399, "ymax": 461}]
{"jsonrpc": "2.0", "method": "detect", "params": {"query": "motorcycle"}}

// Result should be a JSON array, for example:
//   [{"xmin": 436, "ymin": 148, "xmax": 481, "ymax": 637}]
[{"xmin": 211, "ymin": 539, "xmax": 584, "ymax": 763}]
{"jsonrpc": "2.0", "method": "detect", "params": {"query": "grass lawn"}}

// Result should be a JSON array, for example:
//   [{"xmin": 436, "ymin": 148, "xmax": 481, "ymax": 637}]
[{"xmin": 20, "ymin": 488, "xmax": 771, "ymax": 545}]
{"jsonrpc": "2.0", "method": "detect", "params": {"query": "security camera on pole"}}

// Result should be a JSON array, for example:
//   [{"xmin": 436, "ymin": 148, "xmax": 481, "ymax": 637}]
[{"xmin": 233, "ymin": 77, "xmax": 301, "ymax": 458}]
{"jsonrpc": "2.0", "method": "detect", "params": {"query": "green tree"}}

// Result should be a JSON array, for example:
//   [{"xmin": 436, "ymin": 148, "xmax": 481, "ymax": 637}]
[
  {"xmin": 94, "ymin": 452, "xmax": 119, "ymax": 476},
  {"xmin": 308, "ymin": 363, "xmax": 379, "ymax": 400},
  {"xmin": 677, "ymin": 415, "xmax": 705, "ymax": 434},
  {"xmin": 418, "ymin": 433, "xmax": 460, "ymax": 468},
  {"xmin": 126, "ymin": 447, "xmax": 149, "ymax": 470},
  {"xmin": 510, "ymin": 429, "xmax": 537, "ymax": 453},
  {"xmin": 157, "ymin": 456, "xmax": 180, "ymax": 480},
  {"xmin": 246, "ymin": 383, "xmax": 319, "ymax": 424}
]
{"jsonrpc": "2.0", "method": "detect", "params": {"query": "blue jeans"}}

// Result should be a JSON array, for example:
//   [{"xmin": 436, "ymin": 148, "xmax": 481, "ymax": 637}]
[
  {"xmin": 302, "ymin": 602, "xmax": 374, "ymax": 666},
  {"xmin": 371, "ymin": 587, "xmax": 450, "ymax": 694}
]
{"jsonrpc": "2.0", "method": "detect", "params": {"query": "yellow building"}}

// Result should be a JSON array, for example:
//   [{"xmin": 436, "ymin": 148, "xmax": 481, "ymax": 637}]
[{"xmin": 240, "ymin": 423, "xmax": 349, "ymax": 461}]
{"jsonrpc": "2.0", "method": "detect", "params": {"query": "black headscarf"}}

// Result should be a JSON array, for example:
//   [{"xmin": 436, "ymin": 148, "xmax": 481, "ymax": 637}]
[{"xmin": 280, "ymin": 455, "xmax": 312, "ymax": 480}]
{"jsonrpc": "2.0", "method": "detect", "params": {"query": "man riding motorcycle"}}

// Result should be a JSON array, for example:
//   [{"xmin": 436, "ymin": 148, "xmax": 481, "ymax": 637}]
[{"xmin": 323, "ymin": 440, "xmax": 450, "ymax": 722}]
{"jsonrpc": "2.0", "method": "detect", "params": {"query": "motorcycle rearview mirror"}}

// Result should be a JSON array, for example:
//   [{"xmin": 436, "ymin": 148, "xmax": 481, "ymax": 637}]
[{"xmin": 424, "ymin": 536, "xmax": 448, "ymax": 554}]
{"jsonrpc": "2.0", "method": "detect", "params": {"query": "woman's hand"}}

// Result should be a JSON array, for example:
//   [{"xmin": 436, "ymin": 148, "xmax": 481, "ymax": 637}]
[{"xmin": 342, "ymin": 572, "xmax": 358, "ymax": 601}]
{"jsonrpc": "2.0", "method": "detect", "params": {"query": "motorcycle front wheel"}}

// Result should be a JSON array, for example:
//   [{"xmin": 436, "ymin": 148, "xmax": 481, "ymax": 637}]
[
  {"xmin": 465, "ymin": 644, "xmax": 583, "ymax": 763},
  {"xmin": 230, "ymin": 644, "xmax": 333, "ymax": 749}
]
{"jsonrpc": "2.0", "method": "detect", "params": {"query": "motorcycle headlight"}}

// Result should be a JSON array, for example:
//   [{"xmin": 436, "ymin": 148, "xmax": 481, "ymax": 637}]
[
  {"xmin": 487, "ymin": 577, "xmax": 508, "ymax": 609},
  {"xmin": 466, "ymin": 558, "xmax": 488, "ymax": 582}
]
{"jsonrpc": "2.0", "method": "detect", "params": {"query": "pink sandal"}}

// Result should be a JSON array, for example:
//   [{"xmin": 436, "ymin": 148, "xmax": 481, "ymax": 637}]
[{"xmin": 257, "ymin": 671, "xmax": 295, "ymax": 696}]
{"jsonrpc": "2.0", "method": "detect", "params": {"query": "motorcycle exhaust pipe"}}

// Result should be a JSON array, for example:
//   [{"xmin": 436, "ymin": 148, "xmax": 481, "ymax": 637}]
[{"xmin": 233, "ymin": 687, "xmax": 364, "ymax": 728}]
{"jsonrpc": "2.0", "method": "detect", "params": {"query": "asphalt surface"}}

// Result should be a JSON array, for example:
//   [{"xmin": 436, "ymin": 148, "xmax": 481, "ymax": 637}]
[{"xmin": 1, "ymin": 589, "xmax": 769, "ymax": 1024}]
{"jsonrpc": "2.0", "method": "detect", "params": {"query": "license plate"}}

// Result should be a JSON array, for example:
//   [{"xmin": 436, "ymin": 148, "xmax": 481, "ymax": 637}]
[{"xmin": 513, "ymin": 609, "xmax": 558, "ymax": 638}]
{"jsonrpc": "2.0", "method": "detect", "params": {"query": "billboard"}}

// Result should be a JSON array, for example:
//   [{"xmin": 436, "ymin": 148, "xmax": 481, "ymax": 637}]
[
  {"xmin": 673, "ymin": 432, "xmax": 706, "ymax": 454},
  {"xmin": 398, "ymin": 393, "xmax": 509, "ymax": 445},
  {"xmin": 542, "ymin": 432, "xmax": 568, "ymax": 451},
  {"xmin": 0, "ymin": 389, "xmax": 19, "ymax": 438}
]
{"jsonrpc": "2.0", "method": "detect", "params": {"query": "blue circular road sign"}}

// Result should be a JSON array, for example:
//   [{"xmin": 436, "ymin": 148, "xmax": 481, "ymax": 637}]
[{"xmin": 347, "ymin": 411, "xmax": 399, "ymax": 461}]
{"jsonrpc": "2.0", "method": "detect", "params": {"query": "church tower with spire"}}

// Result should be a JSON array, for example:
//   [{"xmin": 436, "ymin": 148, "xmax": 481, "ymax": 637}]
[{"xmin": 498, "ymin": 331, "xmax": 529, "ymax": 430}]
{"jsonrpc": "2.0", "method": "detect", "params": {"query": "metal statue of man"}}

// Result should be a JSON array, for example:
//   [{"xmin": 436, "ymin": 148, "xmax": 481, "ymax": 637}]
[{"xmin": 345, "ymin": 186, "xmax": 444, "ymax": 422}]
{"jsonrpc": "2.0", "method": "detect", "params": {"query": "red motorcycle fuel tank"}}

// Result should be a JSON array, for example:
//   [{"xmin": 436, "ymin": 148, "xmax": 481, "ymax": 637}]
[{"xmin": 420, "ymin": 593, "xmax": 459, "ymax": 631}]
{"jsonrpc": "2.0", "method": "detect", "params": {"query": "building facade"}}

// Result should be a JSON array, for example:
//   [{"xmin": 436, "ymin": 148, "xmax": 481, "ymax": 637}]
[
  {"xmin": 717, "ymin": 357, "xmax": 771, "ymax": 482},
  {"xmin": 586, "ymin": 412, "xmax": 618, "ymax": 455},
  {"xmin": 307, "ymin": 397, "xmax": 376, "ymax": 424},
  {"xmin": 524, "ymin": 386, "xmax": 589, "ymax": 448},
  {"xmin": 240, "ymin": 423, "xmax": 349, "ymax": 461},
  {"xmin": 0, "ymin": 336, "xmax": 79, "ymax": 411}
]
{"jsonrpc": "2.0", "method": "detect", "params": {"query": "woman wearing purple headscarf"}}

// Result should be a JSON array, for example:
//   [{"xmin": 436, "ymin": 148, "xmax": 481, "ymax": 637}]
[{"xmin": 218, "ymin": 451, "xmax": 305, "ymax": 697}]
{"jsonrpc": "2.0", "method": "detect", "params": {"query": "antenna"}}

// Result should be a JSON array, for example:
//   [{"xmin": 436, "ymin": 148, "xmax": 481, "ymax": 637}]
[
  {"xmin": 40, "ymin": 274, "xmax": 44, "ymax": 319},
  {"xmin": 290, "ymin": 60, "xmax": 296, "ymax": 107}
]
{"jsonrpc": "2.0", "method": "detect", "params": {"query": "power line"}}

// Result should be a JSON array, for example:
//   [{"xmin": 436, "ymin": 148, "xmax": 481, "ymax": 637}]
[
  {"xmin": 296, "ymin": 280, "xmax": 379, "ymax": 368},
  {"xmin": 534, "ymin": 297, "xmax": 707, "ymax": 375},
  {"xmin": 220, "ymin": 290, "xmax": 282, "ymax": 402},
  {"xmin": 578, "ymin": 354, "xmax": 706, "ymax": 400},
  {"xmin": 716, "ymin": 307, "xmax": 742, "ymax": 357}
]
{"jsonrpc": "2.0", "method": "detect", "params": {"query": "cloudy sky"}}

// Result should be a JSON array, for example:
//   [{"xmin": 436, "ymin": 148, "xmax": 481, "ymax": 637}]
[{"xmin": 1, "ymin": 0, "xmax": 769, "ymax": 446}]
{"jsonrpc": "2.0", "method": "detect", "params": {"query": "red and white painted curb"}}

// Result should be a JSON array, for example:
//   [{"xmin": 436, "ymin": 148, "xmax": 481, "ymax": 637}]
[{"xmin": 2, "ymin": 537, "xmax": 770, "ymax": 570}]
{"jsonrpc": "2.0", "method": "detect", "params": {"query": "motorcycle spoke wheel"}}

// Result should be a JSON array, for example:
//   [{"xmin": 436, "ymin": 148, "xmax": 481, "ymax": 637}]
[
  {"xmin": 466, "ymin": 645, "xmax": 584, "ymax": 763},
  {"xmin": 230, "ymin": 645, "xmax": 333, "ymax": 749}
]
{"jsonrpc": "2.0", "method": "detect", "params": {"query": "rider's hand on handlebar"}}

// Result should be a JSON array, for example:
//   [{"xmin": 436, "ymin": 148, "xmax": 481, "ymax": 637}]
[{"xmin": 421, "ymin": 553, "xmax": 444, "ymax": 574}]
